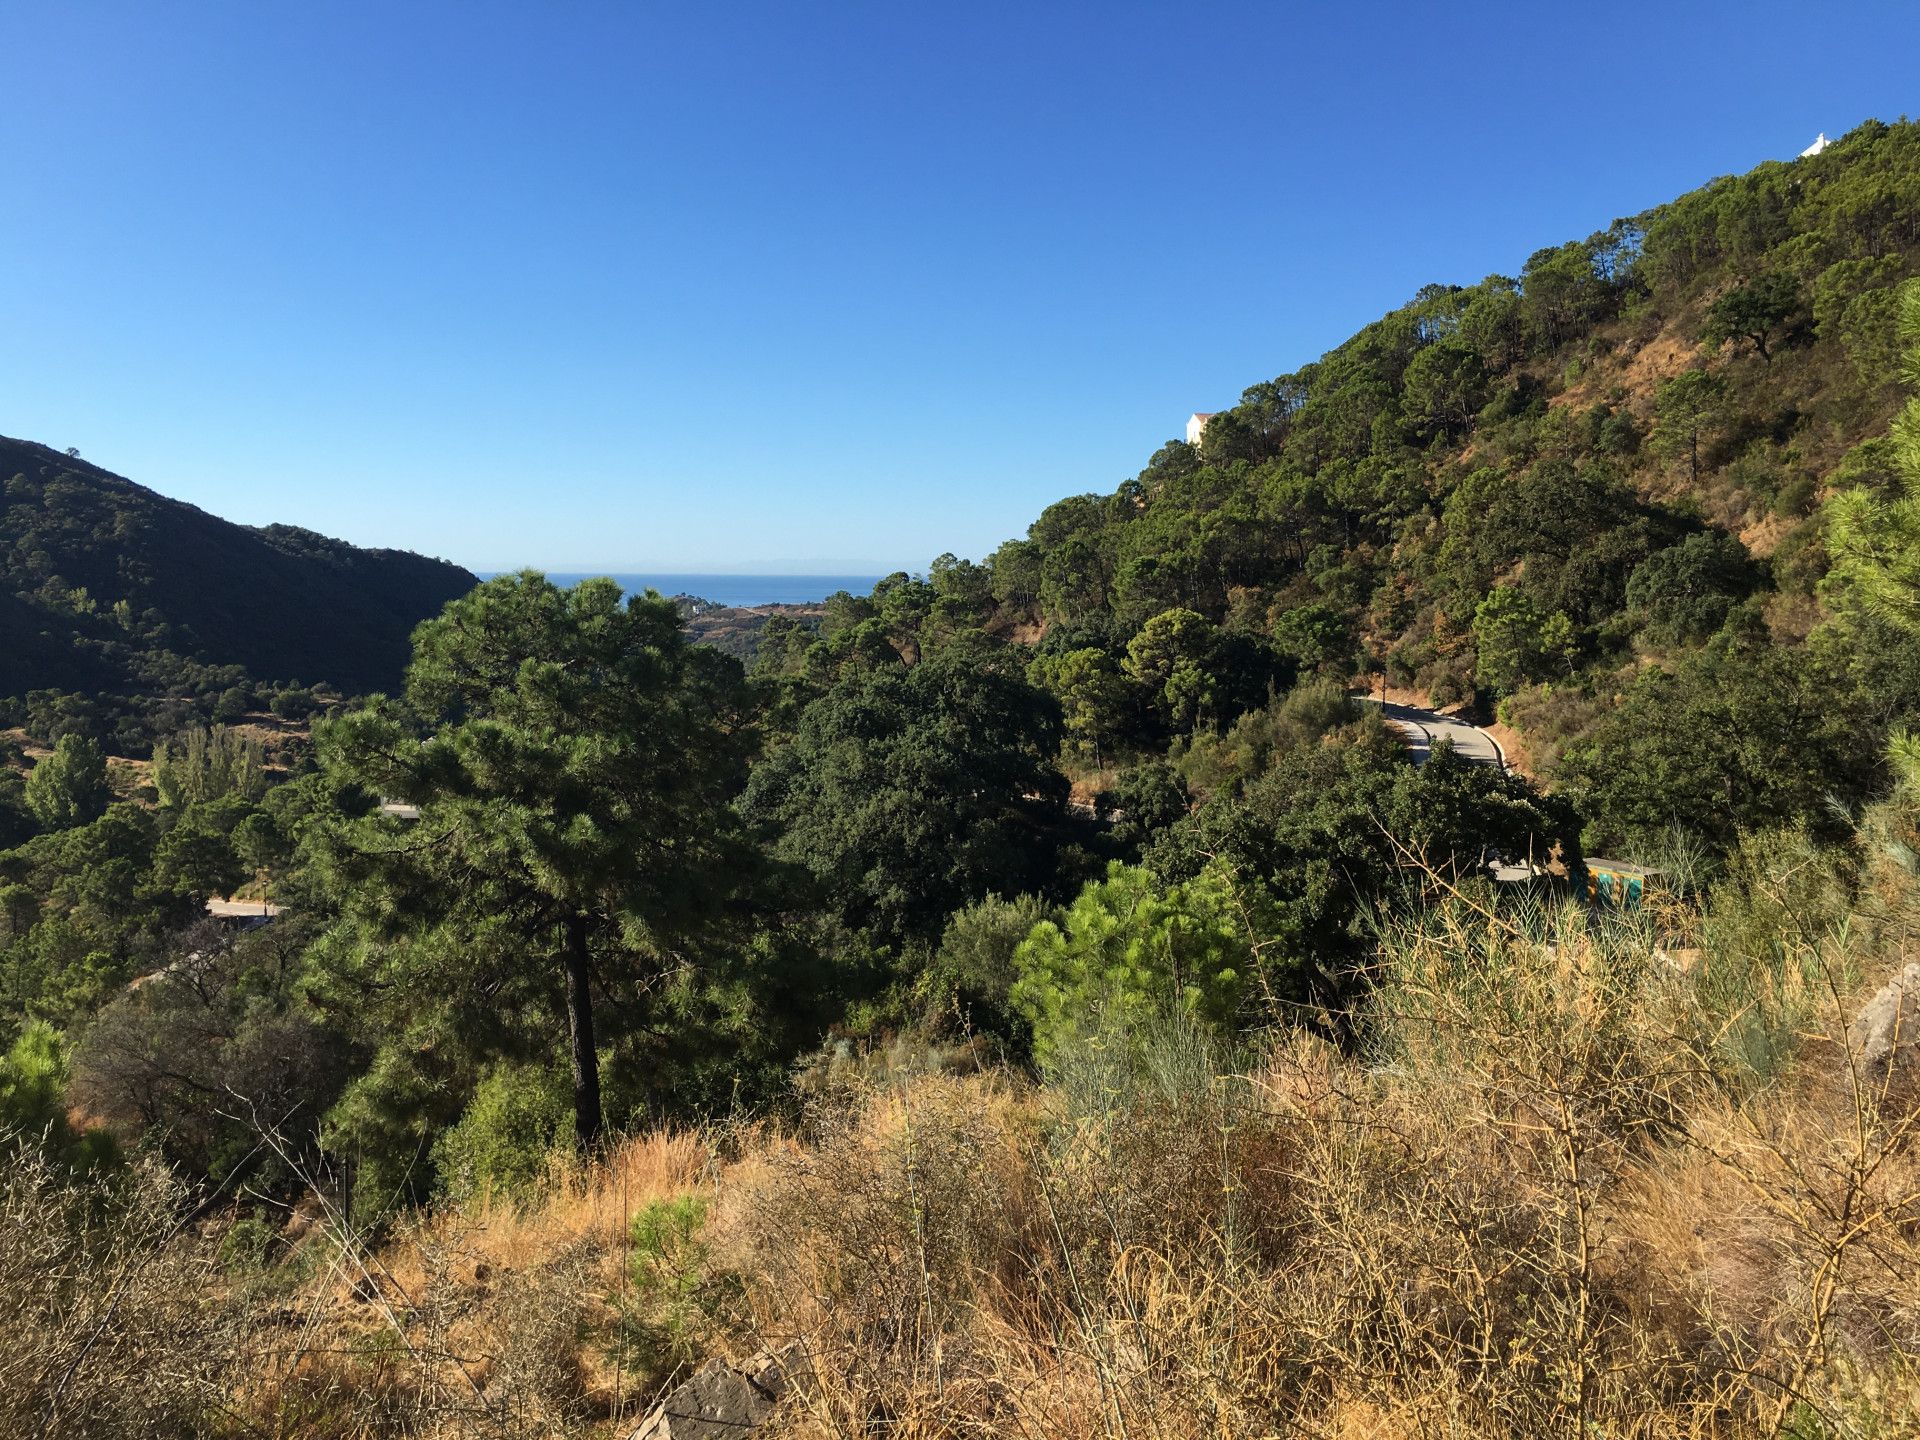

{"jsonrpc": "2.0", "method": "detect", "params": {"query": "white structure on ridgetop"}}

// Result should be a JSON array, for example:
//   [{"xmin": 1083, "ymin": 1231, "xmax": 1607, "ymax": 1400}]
[
  {"xmin": 1186, "ymin": 412, "xmax": 1216, "ymax": 446},
  {"xmin": 1800, "ymin": 132, "xmax": 1830, "ymax": 158}
]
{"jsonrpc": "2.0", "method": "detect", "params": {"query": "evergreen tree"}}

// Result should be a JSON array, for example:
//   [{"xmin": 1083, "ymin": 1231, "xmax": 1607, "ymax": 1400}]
[
  {"xmin": 313, "ymin": 573, "xmax": 754, "ymax": 1150},
  {"xmin": 1649, "ymin": 370, "xmax": 1723, "ymax": 483},
  {"xmin": 741, "ymin": 649, "xmax": 1067, "ymax": 946},
  {"xmin": 24, "ymin": 735, "xmax": 110, "ymax": 832},
  {"xmin": 1704, "ymin": 271, "xmax": 1800, "ymax": 362},
  {"xmin": 1011, "ymin": 861, "xmax": 1255, "ymax": 1069},
  {"xmin": 1828, "ymin": 280, "xmax": 1920, "ymax": 631}
]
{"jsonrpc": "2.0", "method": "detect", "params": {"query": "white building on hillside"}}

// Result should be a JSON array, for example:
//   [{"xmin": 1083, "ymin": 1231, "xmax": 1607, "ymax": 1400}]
[
  {"xmin": 1186, "ymin": 411, "xmax": 1216, "ymax": 446},
  {"xmin": 1800, "ymin": 132, "xmax": 1830, "ymax": 158}
]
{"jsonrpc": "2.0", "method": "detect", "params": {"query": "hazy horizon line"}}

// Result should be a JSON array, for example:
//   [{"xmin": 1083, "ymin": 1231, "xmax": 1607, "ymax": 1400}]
[{"xmin": 470, "ymin": 564, "xmax": 906, "ymax": 578}]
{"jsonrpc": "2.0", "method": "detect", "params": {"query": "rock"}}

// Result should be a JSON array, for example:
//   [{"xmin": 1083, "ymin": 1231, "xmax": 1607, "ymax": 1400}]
[
  {"xmin": 1851, "ymin": 960, "xmax": 1920, "ymax": 1083},
  {"xmin": 627, "ymin": 1359, "xmax": 772, "ymax": 1440},
  {"xmin": 628, "ymin": 1344, "xmax": 808, "ymax": 1440},
  {"xmin": 747, "ymin": 1341, "xmax": 811, "ymax": 1402}
]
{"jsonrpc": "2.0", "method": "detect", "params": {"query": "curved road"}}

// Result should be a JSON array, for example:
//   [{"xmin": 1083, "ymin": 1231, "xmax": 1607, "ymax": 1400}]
[
  {"xmin": 1364, "ymin": 698, "xmax": 1540, "ymax": 880},
  {"xmin": 1362, "ymin": 698, "xmax": 1506, "ymax": 771}
]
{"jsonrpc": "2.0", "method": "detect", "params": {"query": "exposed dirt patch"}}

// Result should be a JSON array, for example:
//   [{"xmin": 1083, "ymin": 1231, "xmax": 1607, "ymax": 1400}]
[
  {"xmin": 4, "ymin": 728, "xmax": 49, "ymax": 765},
  {"xmin": 1738, "ymin": 511, "xmax": 1793, "ymax": 559},
  {"xmin": 1766, "ymin": 591, "xmax": 1824, "ymax": 646},
  {"xmin": 1614, "ymin": 331, "xmax": 1699, "ymax": 410},
  {"xmin": 233, "ymin": 711, "xmax": 314, "ymax": 744},
  {"xmin": 1065, "ymin": 766, "xmax": 1119, "ymax": 812},
  {"xmin": 1368, "ymin": 682, "xmax": 1469, "ymax": 719},
  {"xmin": 1552, "ymin": 329, "xmax": 1699, "ymax": 417},
  {"xmin": 1481, "ymin": 717, "xmax": 1533, "ymax": 778}
]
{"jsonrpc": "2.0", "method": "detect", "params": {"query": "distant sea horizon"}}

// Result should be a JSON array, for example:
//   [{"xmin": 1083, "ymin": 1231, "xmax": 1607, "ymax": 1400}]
[{"xmin": 479, "ymin": 572, "xmax": 886, "ymax": 607}]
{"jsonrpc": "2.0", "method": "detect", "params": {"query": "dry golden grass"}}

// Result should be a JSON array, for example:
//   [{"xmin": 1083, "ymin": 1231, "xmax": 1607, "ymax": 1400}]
[
  {"xmin": 688, "ymin": 849, "xmax": 1920, "ymax": 1440},
  {"xmin": 402, "ymin": 1127, "xmax": 710, "ymax": 1282},
  {"xmin": 13, "ymin": 815, "xmax": 1920, "ymax": 1438},
  {"xmin": 0, "ymin": 1153, "xmax": 237, "ymax": 1439},
  {"xmin": 222, "ymin": 1128, "xmax": 716, "ymax": 1439}
]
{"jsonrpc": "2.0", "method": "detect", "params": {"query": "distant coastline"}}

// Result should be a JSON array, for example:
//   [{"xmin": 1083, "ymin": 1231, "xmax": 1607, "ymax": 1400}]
[{"xmin": 479, "ymin": 573, "xmax": 885, "ymax": 607}]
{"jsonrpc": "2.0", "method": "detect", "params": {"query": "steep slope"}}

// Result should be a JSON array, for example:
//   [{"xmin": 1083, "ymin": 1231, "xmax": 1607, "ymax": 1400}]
[
  {"xmin": 762, "ymin": 118, "xmax": 1920, "ymax": 859},
  {"xmin": 0, "ymin": 436, "xmax": 475, "ymax": 711},
  {"xmin": 1006, "ymin": 121, "xmax": 1920, "ymax": 834}
]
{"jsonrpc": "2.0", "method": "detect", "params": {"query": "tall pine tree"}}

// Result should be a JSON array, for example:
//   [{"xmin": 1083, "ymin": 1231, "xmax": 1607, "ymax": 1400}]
[{"xmin": 313, "ymin": 573, "xmax": 754, "ymax": 1150}]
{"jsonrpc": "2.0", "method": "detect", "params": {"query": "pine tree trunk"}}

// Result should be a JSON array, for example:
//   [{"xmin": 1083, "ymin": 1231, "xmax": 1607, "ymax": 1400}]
[{"xmin": 563, "ymin": 914, "xmax": 602, "ymax": 1151}]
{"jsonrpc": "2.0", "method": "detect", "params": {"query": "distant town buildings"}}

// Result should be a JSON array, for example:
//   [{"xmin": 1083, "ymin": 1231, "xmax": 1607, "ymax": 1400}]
[
  {"xmin": 1800, "ymin": 132, "xmax": 1830, "ymax": 158},
  {"xmin": 1186, "ymin": 412, "xmax": 1215, "ymax": 446}
]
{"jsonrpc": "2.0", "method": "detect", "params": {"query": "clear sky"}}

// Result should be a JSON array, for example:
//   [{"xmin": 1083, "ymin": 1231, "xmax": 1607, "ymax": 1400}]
[{"xmin": 2, "ymin": 2, "xmax": 1914, "ymax": 574}]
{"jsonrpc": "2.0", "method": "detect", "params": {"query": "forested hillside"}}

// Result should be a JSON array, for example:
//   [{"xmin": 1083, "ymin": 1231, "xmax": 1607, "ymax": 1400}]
[
  {"xmin": 0, "ymin": 436, "xmax": 476, "ymax": 746},
  {"xmin": 8, "ymin": 120, "xmax": 1920, "ymax": 1439},
  {"xmin": 755, "ymin": 116, "xmax": 1920, "ymax": 860}
]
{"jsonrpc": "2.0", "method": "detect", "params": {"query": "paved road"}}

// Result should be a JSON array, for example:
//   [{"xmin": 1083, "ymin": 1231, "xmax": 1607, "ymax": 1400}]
[
  {"xmin": 1361, "ymin": 698, "xmax": 1506, "ymax": 770},
  {"xmin": 1360, "ymin": 697, "xmax": 1540, "ymax": 880}
]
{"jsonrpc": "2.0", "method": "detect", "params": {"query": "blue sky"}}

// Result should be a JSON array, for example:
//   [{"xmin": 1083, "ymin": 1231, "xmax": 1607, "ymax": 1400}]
[{"xmin": 1, "ymin": 2, "xmax": 1914, "ymax": 573}]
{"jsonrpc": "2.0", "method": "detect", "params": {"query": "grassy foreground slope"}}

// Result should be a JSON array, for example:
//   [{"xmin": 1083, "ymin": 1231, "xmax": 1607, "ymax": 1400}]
[{"xmin": 16, "ymin": 799, "xmax": 1920, "ymax": 1438}]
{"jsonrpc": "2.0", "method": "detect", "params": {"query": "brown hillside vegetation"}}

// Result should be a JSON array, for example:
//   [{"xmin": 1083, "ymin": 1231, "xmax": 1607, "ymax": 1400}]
[
  {"xmin": 1548, "ymin": 320, "xmax": 1698, "ymax": 418},
  {"xmin": 13, "ymin": 800, "xmax": 1920, "ymax": 1439}
]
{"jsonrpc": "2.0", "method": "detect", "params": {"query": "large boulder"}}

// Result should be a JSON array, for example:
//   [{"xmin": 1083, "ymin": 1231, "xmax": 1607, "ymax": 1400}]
[
  {"xmin": 1850, "ymin": 960, "xmax": 1920, "ymax": 1097},
  {"xmin": 628, "ymin": 1344, "xmax": 808, "ymax": 1440}
]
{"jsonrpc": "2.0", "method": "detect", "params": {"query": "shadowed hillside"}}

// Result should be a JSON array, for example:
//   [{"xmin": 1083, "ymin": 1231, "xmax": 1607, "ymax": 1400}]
[{"xmin": 1, "ymin": 437, "xmax": 475, "ymax": 739}]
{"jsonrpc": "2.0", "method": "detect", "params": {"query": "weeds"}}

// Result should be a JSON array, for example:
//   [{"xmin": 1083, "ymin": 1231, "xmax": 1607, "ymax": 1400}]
[
  {"xmin": 0, "ymin": 1147, "xmax": 237, "ymax": 1439},
  {"xmin": 8, "ymin": 811, "xmax": 1920, "ymax": 1438}
]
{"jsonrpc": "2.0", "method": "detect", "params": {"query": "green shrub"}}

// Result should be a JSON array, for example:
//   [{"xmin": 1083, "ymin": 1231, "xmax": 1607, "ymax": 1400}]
[
  {"xmin": 0, "ymin": 1022, "xmax": 116, "ymax": 1172},
  {"xmin": 1011, "ymin": 861, "xmax": 1253, "ymax": 1070},
  {"xmin": 217, "ymin": 1215, "xmax": 277, "ymax": 1272},
  {"xmin": 24, "ymin": 735, "xmax": 110, "ymax": 831},
  {"xmin": 923, "ymin": 893, "xmax": 1055, "ymax": 1048},
  {"xmin": 1175, "ymin": 679, "xmax": 1359, "ymax": 794},
  {"xmin": 431, "ymin": 1062, "xmax": 570, "ymax": 1204},
  {"xmin": 1625, "ymin": 532, "xmax": 1756, "ymax": 645},
  {"xmin": 617, "ymin": 1193, "xmax": 731, "ymax": 1384}
]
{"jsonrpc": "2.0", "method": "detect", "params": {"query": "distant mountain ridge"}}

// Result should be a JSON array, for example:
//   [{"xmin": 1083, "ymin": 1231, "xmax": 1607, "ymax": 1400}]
[{"xmin": 0, "ymin": 435, "xmax": 476, "ymax": 715}]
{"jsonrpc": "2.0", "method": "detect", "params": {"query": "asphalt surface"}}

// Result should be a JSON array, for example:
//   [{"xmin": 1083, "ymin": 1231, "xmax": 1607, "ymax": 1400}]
[{"xmin": 1363, "ymin": 699, "xmax": 1506, "ymax": 770}]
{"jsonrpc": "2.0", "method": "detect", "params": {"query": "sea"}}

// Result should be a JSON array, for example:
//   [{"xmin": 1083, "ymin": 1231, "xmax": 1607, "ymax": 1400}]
[{"xmin": 483, "ymin": 573, "xmax": 885, "ymax": 607}]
